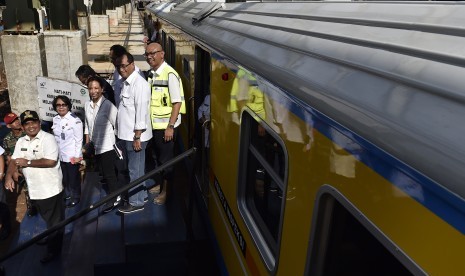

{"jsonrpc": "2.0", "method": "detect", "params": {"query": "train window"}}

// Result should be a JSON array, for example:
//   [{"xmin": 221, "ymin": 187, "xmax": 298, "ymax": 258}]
[
  {"xmin": 306, "ymin": 189, "xmax": 424, "ymax": 276},
  {"xmin": 238, "ymin": 111, "xmax": 287, "ymax": 272}
]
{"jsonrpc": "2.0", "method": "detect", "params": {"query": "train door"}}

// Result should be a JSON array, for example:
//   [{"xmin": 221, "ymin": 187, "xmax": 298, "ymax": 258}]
[{"xmin": 194, "ymin": 45, "xmax": 211, "ymax": 200}]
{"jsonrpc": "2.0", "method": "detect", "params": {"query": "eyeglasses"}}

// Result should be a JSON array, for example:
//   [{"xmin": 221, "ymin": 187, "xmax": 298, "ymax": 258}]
[
  {"xmin": 56, "ymin": 104, "xmax": 68, "ymax": 107},
  {"xmin": 116, "ymin": 62, "xmax": 133, "ymax": 69},
  {"xmin": 143, "ymin": 50, "xmax": 162, "ymax": 58}
]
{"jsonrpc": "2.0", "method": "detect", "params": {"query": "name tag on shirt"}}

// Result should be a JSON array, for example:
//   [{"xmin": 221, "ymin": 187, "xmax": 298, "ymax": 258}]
[{"xmin": 21, "ymin": 148, "xmax": 27, "ymax": 151}]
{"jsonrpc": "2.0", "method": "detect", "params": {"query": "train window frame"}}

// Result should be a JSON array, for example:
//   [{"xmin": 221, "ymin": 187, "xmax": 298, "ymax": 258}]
[
  {"xmin": 305, "ymin": 185, "xmax": 426, "ymax": 276},
  {"xmin": 161, "ymin": 30, "xmax": 167, "ymax": 51},
  {"xmin": 237, "ymin": 110, "xmax": 288, "ymax": 273},
  {"xmin": 168, "ymin": 37, "xmax": 175, "ymax": 67},
  {"xmin": 182, "ymin": 57, "xmax": 190, "ymax": 81}
]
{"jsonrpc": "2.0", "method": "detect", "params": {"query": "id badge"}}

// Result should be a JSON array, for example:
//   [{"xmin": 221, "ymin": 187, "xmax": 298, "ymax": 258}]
[{"xmin": 61, "ymin": 133, "xmax": 65, "ymax": 140}]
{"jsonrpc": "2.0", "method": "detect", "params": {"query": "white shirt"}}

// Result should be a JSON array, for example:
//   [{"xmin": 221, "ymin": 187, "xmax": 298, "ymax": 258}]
[
  {"xmin": 152, "ymin": 61, "xmax": 182, "ymax": 128},
  {"xmin": 0, "ymin": 146, "xmax": 4, "ymax": 156},
  {"xmin": 84, "ymin": 97, "xmax": 117, "ymax": 154},
  {"xmin": 51, "ymin": 111, "xmax": 83, "ymax": 162},
  {"xmin": 116, "ymin": 70, "xmax": 153, "ymax": 142},
  {"xmin": 197, "ymin": 94, "xmax": 210, "ymax": 122},
  {"xmin": 197, "ymin": 94, "xmax": 210, "ymax": 148},
  {"xmin": 12, "ymin": 130, "xmax": 63, "ymax": 200},
  {"xmin": 113, "ymin": 65, "xmax": 145, "ymax": 107}
]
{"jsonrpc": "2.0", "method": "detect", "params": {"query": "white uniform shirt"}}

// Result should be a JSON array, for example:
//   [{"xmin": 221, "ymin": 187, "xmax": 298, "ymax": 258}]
[
  {"xmin": 151, "ymin": 61, "xmax": 182, "ymax": 128},
  {"xmin": 84, "ymin": 97, "xmax": 117, "ymax": 154},
  {"xmin": 116, "ymin": 70, "xmax": 153, "ymax": 142},
  {"xmin": 0, "ymin": 146, "xmax": 4, "ymax": 156},
  {"xmin": 197, "ymin": 94, "xmax": 210, "ymax": 147},
  {"xmin": 12, "ymin": 130, "xmax": 63, "ymax": 200},
  {"xmin": 51, "ymin": 111, "xmax": 83, "ymax": 162},
  {"xmin": 113, "ymin": 65, "xmax": 145, "ymax": 107}
]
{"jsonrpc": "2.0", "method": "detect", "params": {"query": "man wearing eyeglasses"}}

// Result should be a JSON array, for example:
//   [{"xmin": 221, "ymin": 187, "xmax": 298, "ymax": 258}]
[
  {"xmin": 114, "ymin": 52, "xmax": 152, "ymax": 214},
  {"xmin": 109, "ymin": 45, "xmax": 145, "ymax": 107},
  {"xmin": 144, "ymin": 42, "xmax": 185, "ymax": 205}
]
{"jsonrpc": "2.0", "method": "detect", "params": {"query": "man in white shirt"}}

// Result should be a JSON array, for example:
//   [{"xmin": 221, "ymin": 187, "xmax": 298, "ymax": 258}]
[
  {"xmin": 4, "ymin": 110, "xmax": 64, "ymax": 264},
  {"xmin": 109, "ymin": 44, "xmax": 145, "ymax": 107},
  {"xmin": 115, "ymin": 52, "xmax": 152, "ymax": 214}
]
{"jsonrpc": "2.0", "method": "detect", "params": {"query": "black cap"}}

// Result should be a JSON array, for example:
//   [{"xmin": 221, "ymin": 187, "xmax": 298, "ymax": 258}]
[{"xmin": 20, "ymin": 110, "xmax": 40, "ymax": 124}]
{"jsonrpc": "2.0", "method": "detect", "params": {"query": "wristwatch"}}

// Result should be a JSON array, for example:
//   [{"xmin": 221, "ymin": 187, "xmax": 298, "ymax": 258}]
[
  {"xmin": 168, "ymin": 124, "xmax": 175, "ymax": 129},
  {"xmin": 133, "ymin": 136, "xmax": 141, "ymax": 140},
  {"xmin": 27, "ymin": 160, "xmax": 32, "ymax": 166}
]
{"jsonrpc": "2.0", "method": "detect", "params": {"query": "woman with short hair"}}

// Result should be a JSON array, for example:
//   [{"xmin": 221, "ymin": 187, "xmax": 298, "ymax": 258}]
[{"xmin": 51, "ymin": 95, "xmax": 83, "ymax": 208}]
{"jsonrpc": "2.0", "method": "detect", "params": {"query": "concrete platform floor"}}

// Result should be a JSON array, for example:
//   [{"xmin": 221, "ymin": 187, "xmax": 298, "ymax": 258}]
[{"xmin": 87, "ymin": 8, "xmax": 150, "ymax": 77}]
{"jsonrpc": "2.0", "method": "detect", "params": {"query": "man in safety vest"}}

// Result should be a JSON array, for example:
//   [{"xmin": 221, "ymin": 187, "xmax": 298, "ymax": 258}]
[{"xmin": 144, "ymin": 42, "xmax": 185, "ymax": 205}]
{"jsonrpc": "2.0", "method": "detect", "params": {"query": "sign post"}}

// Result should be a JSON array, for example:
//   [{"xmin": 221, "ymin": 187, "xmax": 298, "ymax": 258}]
[{"xmin": 36, "ymin": 76, "xmax": 88, "ymax": 122}]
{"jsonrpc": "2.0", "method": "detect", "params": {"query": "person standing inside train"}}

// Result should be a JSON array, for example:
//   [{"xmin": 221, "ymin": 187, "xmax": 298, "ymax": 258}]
[
  {"xmin": 4, "ymin": 110, "xmax": 64, "ymax": 264},
  {"xmin": 84, "ymin": 76, "xmax": 120, "ymax": 213},
  {"xmin": 51, "ymin": 96, "xmax": 83, "ymax": 208},
  {"xmin": 114, "ymin": 51, "xmax": 152, "ymax": 214},
  {"xmin": 144, "ymin": 42, "xmax": 185, "ymax": 205}
]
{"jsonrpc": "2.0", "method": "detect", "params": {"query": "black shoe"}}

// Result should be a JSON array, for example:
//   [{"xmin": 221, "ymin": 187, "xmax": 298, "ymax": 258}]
[
  {"xmin": 118, "ymin": 204, "xmax": 144, "ymax": 214},
  {"xmin": 40, "ymin": 252, "xmax": 58, "ymax": 264},
  {"xmin": 27, "ymin": 207, "xmax": 37, "ymax": 217},
  {"xmin": 66, "ymin": 199, "xmax": 80, "ymax": 208},
  {"xmin": 102, "ymin": 201, "xmax": 115, "ymax": 213}
]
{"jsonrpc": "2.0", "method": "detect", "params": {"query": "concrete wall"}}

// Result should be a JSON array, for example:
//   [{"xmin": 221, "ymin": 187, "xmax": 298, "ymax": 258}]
[
  {"xmin": 89, "ymin": 15, "xmax": 110, "ymax": 36},
  {"xmin": 116, "ymin": 7, "xmax": 124, "ymax": 20},
  {"xmin": 77, "ymin": 16, "xmax": 89, "ymax": 39},
  {"xmin": 44, "ymin": 30, "xmax": 87, "ymax": 82},
  {"xmin": 106, "ymin": 10, "xmax": 118, "ymax": 27},
  {"xmin": 1, "ymin": 35, "xmax": 47, "ymax": 114}
]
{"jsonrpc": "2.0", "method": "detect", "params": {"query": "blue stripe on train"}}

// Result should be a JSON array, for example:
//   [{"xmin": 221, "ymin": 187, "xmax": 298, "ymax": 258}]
[
  {"xmin": 210, "ymin": 51, "xmax": 465, "ymax": 234},
  {"xmin": 282, "ymin": 90, "xmax": 465, "ymax": 235}
]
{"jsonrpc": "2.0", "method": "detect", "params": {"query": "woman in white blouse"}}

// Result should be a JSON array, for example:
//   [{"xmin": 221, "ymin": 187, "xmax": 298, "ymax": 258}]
[{"xmin": 84, "ymin": 76, "xmax": 120, "ymax": 213}]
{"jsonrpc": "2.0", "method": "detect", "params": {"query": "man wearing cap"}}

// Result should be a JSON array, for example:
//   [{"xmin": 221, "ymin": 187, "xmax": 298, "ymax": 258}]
[
  {"xmin": 2, "ymin": 113, "xmax": 36, "ymax": 217},
  {"xmin": 3, "ymin": 113, "xmax": 25, "ymax": 162},
  {"xmin": 4, "ymin": 110, "xmax": 64, "ymax": 264}
]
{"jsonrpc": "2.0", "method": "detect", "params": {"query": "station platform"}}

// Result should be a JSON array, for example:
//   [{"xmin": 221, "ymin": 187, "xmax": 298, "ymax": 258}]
[
  {"xmin": 0, "ymin": 7, "xmax": 220, "ymax": 276},
  {"xmin": 87, "ymin": 8, "xmax": 150, "ymax": 77}
]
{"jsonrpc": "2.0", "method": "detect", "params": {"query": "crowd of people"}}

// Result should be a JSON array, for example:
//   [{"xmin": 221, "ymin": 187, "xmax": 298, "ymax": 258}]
[{"xmin": 0, "ymin": 38, "xmax": 186, "ymax": 263}]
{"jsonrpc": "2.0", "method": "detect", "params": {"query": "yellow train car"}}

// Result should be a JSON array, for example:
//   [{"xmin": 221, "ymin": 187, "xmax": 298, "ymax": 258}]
[{"xmin": 147, "ymin": 1, "xmax": 465, "ymax": 275}]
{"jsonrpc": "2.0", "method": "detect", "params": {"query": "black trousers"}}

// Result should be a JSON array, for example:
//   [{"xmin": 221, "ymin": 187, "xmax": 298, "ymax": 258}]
[
  {"xmin": 33, "ymin": 192, "xmax": 65, "ymax": 254},
  {"xmin": 96, "ymin": 150, "xmax": 120, "ymax": 194},
  {"xmin": 61, "ymin": 162, "xmax": 81, "ymax": 200},
  {"xmin": 152, "ymin": 128, "xmax": 178, "ymax": 182}
]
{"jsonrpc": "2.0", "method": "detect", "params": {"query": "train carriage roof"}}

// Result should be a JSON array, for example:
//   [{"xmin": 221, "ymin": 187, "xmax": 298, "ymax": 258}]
[{"xmin": 150, "ymin": 1, "xmax": 465, "ymax": 199}]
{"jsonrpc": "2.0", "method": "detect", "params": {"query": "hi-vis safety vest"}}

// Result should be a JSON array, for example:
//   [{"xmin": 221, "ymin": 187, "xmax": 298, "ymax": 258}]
[
  {"xmin": 148, "ymin": 66, "xmax": 186, "ymax": 129},
  {"xmin": 227, "ymin": 68, "xmax": 265, "ymax": 119}
]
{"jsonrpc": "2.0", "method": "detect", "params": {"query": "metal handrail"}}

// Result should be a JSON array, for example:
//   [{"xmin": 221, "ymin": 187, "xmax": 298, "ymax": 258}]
[{"xmin": 0, "ymin": 147, "xmax": 197, "ymax": 263}]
